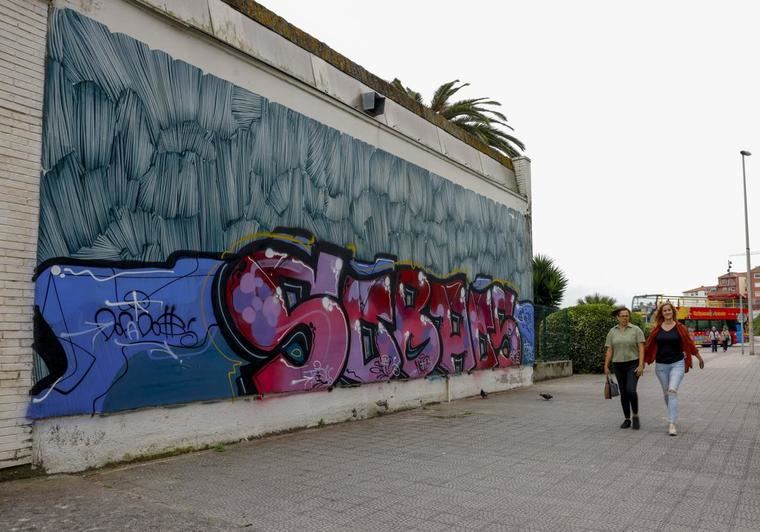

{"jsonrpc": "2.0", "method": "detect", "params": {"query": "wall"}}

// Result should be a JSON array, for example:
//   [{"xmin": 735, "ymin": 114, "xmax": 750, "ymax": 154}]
[
  {"xmin": 19, "ymin": 0, "xmax": 534, "ymax": 470},
  {"xmin": 533, "ymin": 360, "xmax": 573, "ymax": 382},
  {"xmin": 0, "ymin": 0, "xmax": 48, "ymax": 469}
]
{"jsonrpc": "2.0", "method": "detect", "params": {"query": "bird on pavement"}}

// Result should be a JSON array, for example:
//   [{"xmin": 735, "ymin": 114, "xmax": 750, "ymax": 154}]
[
  {"xmin": 480, "ymin": 389, "xmax": 488, "ymax": 399},
  {"xmin": 539, "ymin": 393, "xmax": 553, "ymax": 401}
]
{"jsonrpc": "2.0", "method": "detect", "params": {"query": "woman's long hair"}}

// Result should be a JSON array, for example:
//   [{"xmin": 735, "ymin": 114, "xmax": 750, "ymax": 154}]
[{"xmin": 653, "ymin": 302, "xmax": 677, "ymax": 325}]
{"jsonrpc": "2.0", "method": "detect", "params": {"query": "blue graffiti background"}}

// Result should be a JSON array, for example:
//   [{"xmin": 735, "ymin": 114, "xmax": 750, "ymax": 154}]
[{"xmin": 31, "ymin": 258, "xmax": 243, "ymax": 418}]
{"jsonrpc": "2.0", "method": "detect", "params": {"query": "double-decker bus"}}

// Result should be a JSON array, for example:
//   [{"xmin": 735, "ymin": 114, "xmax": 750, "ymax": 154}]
[
  {"xmin": 676, "ymin": 306, "xmax": 745, "ymax": 346},
  {"xmin": 632, "ymin": 294, "xmax": 748, "ymax": 346}
]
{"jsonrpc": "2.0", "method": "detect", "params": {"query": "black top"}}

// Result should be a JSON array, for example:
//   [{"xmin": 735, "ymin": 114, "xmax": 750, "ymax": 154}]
[{"xmin": 656, "ymin": 327, "xmax": 684, "ymax": 364}]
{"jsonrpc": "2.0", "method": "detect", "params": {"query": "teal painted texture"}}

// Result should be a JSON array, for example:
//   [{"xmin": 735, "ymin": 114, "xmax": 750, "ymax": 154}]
[{"xmin": 39, "ymin": 9, "xmax": 531, "ymax": 295}]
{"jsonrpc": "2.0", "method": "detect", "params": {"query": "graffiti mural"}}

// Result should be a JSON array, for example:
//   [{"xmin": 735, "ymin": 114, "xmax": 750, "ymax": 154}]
[
  {"xmin": 32, "ymin": 10, "xmax": 534, "ymax": 419},
  {"xmin": 31, "ymin": 230, "xmax": 533, "ymax": 418}
]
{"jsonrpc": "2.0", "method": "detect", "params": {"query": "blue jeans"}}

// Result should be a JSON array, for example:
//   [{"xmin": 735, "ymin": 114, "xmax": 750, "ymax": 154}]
[{"xmin": 655, "ymin": 359, "xmax": 685, "ymax": 423}]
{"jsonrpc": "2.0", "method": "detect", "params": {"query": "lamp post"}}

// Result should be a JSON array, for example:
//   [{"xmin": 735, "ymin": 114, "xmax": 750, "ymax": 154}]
[
  {"xmin": 740, "ymin": 150, "xmax": 754, "ymax": 355},
  {"xmin": 740, "ymin": 292, "xmax": 745, "ymax": 354}
]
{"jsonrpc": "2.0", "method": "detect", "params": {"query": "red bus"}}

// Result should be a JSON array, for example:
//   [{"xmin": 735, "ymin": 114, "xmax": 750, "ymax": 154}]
[
  {"xmin": 632, "ymin": 295, "xmax": 747, "ymax": 347},
  {"xmin": 676, "ymin": 306, "xmax": 746, "ymax": 346}
]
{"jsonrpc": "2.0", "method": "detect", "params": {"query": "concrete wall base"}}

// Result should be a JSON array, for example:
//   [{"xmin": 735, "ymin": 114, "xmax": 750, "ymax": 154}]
[
  {"xmin": 533, "ymin": 360, "xmax": 572, "ymax": 382},
  {"xmin": 33, "ymin": 365, "xmax": 532, "ymax": 473}
]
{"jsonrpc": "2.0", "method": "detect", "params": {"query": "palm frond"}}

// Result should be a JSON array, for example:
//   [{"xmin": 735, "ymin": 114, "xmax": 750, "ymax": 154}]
[
  {"xmin": 455, "ymin": 122, "xmax": 526, "ymax": 157},
  {"xmin": 577, "ymin": 293, "xmax": 617, "ymax": 306},
  {"xmin": 430, "ymin": 80, "xmax": 468, "ymax": 112},
  {"xmin": 390, "ymin": 78, "xmax": 423, "ymax": 104},
  {"xmin": 391, "ymin": 78, "xmax": 526, "ymax": 157},
  {"xmin": 443, "ymin": 105, "xmax": 495, "ymax": 124},
  {"xmin": 533, "ymin": 255, "xmax": 568, "ymax": 308}
]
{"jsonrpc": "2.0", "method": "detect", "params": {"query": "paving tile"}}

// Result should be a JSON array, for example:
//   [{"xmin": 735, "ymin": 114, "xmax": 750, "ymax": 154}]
[{"xmin": 4, "ymin": 348, "xmax": 760, "ymax": 530}]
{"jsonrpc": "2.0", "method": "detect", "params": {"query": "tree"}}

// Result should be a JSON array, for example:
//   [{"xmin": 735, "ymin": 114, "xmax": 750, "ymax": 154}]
[
  {"xmin": 533, "ymin": 254, "xmax": 568, "ymax": 309},
  {"xmin": 577, "ymin": 293, "xmax": 617, "ymax": 306},
  {"xmin": 391, "ymin": 78, "xmax": 525, "ymax": 158}
]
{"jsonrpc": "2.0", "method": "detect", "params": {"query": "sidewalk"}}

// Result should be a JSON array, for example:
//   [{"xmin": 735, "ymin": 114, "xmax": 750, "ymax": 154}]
[{"xmin": 2, "ymin": 347, "xmax": 760, "ymax": 531}]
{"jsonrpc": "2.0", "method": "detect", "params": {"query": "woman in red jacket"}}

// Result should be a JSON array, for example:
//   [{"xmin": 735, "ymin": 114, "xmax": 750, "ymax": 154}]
[{"xmin": 644, "ymin": 302, "xmax": 705, "ymax": 436}]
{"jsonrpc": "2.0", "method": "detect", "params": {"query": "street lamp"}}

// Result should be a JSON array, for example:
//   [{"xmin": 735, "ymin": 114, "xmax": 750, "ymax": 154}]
[
  {"xmin": 740, "ymin": 150, "xmax": 754, "ymax": 355},
  {"xmin": 740, "ymin": 292, "xmax": 745, "ymax": 354}
]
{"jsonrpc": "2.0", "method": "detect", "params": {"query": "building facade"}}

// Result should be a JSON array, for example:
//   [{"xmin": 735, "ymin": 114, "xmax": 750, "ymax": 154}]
[{"xmin": 684, "ymin": 270, "xmax": 758, "ymax": 308}]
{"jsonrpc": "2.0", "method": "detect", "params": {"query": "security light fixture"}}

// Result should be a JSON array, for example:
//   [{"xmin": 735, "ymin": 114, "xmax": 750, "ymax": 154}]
[{"xmin": 361, "ymin": 91, "xmax": 385, "ymax": 117}]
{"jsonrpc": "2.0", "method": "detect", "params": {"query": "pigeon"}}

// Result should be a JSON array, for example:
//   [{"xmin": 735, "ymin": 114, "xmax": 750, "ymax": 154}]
[
  {"xmin": 480, "ymin": 389, "xmax": 488, "ymax": 399},
  {"xmin": 539, "ymin": 393, "xmax": 553, "ymax": 401}
]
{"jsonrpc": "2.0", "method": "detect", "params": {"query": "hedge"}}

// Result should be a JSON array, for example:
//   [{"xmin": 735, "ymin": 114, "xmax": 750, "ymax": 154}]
[{"xmin": 540, "ymin": 304, "xmax": 647, "ymax": 374}]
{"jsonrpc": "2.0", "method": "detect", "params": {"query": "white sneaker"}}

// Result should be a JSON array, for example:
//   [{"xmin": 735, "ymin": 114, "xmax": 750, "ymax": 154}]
[{"xmin": 668, "ymin": 423, "xmax": 677, "ymax": 436}]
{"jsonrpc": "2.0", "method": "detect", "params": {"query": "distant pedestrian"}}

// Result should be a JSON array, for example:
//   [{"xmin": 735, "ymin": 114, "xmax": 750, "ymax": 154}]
[
  {"xmin": 709, "ymin": 326, "xmax": 719, "ymax": 352},
  {"xmin": 721, "ymin": 326, "xmax": 731, "ymax": 352},
  {"xmin": 644, "ymin": 302, "xmax": 705, "ymax": 436},
  {"xmin": 604, "ymin": 306, "xmax": 645, "ymax": 430}
]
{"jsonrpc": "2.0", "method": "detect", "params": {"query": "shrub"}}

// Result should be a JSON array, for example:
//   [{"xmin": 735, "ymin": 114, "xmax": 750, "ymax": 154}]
[
  {"xmin": 630, "ymin": 312, "xmax": 649, "ymax": 337},
  {"xmin": 566, "ymin": 304, "xmax": 617, "ymax": 373},
  {"xmin": 539, "ymin": 306, "xmax": 573, "ymax": 362},
  {"xmin": 541, "ymin": 304, "xmax": 649, "ymax": 374}
]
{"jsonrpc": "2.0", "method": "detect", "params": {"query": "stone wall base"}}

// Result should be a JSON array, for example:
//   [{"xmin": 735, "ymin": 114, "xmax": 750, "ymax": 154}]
[
  {"xmin": 33, "ymin": 366, "xmax": 533, "ymax": 473},
  {"xmin": 533, "ymin": 360, "xmax": 573, "ymax": 382}
]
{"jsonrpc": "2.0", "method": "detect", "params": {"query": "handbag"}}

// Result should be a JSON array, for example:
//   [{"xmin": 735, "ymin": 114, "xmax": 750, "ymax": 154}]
[{"xmin": 604, "ymin": 375, "xmax": 620, "ymax": 399}]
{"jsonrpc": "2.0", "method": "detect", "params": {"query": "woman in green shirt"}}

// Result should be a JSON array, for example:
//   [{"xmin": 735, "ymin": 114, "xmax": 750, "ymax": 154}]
[{"xmin": 604, "ymin": 306, "xmax": 645, "ymax": 429}]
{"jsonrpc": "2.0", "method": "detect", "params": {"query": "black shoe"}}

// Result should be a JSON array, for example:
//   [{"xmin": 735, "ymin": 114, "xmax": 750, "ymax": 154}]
[
  {"xmin": 620, "ymin": 419, "xmax": 631, "ymax": 429},
  {"xmin": 632, "ymin": 417, "xmax": 640, "ymax": 430}
]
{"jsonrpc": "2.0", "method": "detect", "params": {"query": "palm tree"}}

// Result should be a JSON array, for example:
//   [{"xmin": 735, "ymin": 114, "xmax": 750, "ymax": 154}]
[
  {"xmin": 533, "ymin": 254, "xmax": 568, "ymax": 309},
  {"xmin": 391, "ymin": 78, "xmax": 525, "ymax": 158},
  {"xmin": 577, "ymin": 293, "xmax": 617, "ymax": 306}
]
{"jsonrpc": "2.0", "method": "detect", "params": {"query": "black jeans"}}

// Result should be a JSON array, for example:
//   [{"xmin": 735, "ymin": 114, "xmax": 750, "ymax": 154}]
[
  {"xmin": 711, "ymin": 340, "xmax": 718, "ymax": 352},
  {"xmin": 612, "ymin": 360, "xmax": 639, "ymax": 419}
]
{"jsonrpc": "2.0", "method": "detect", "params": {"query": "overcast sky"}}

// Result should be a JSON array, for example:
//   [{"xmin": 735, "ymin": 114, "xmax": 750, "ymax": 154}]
[{"xmin": 262, "ymin": 0, "xmax": 760, "ymax": 308}]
